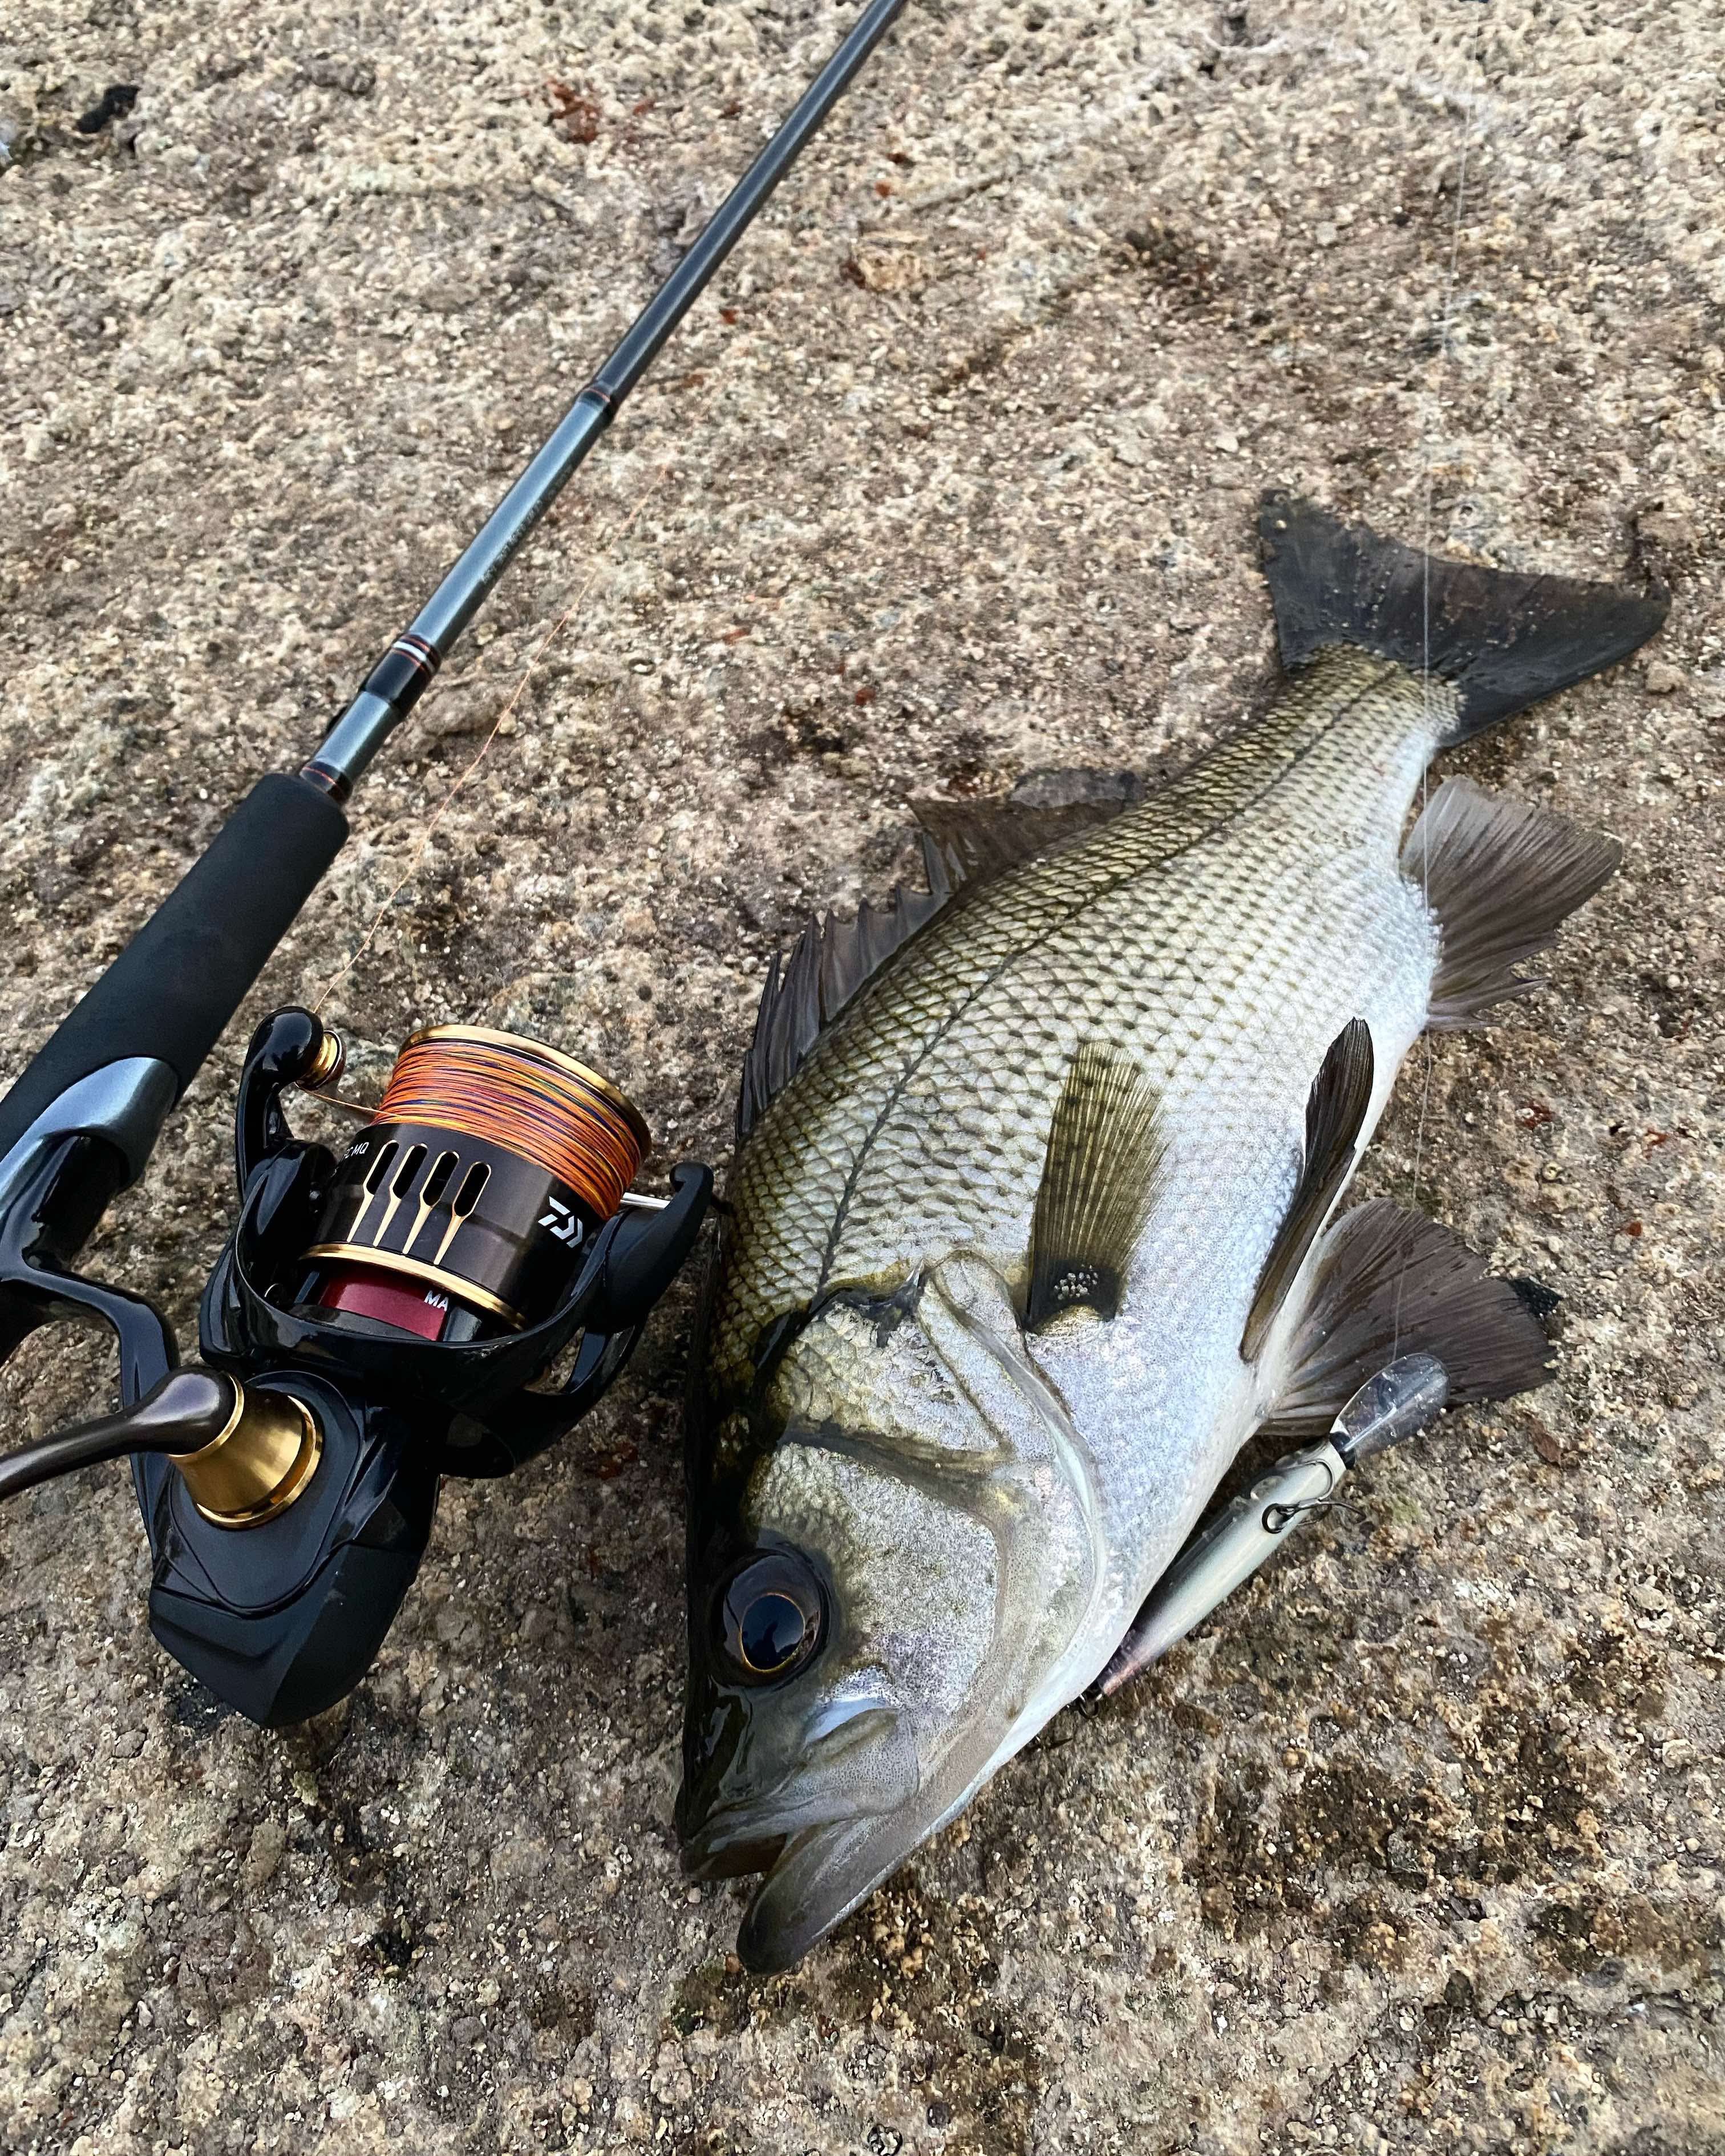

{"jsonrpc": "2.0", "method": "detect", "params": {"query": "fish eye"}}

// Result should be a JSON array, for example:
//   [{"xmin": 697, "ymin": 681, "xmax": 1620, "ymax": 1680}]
[{"xmin": 718, "ymin": 1552, "xmax": 825, "ymax": 1683}]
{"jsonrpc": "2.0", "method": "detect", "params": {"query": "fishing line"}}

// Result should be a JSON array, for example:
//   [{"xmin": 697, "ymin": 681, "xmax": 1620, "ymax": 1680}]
[
  {"xmin": 1393, "ymin": 0, "xmax": 1487, "ymax": 1363},
  {"xmin": 1261, "ymin": 1496, "xmax": 1350, "ymax": 1531},
  {"xmin": 307, "ymin": 20, "xmax": 1295, "ymax": 1023},
  {"xmin": 307, "ymin": 0, "xmax": 976, "ymax": 1021},
  {"xmin": 375, "ymin": 1030, "xmax": 648, "ymax": 1221}
]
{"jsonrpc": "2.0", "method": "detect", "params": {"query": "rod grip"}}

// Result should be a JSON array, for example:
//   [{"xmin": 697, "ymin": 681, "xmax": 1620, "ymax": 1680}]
[{"xmin": 0, "ymin": 775, "xmax": 347, "ymax": 1164}]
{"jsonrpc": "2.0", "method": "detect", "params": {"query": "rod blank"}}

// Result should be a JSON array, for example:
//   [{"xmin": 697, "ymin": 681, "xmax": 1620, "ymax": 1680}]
[{"xmin": 308, "ymin": 0, "xmax": 913, "ymax": 796}]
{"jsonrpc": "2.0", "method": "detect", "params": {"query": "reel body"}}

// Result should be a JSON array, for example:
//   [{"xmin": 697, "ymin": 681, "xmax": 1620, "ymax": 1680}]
[
  {"xmin": 133, "ymin": 1370, "xmax": 438, "ymax": 1731},
  {"xmin": 20, "ymin": 1007, "xmax": 709, "ymax": 1727}
]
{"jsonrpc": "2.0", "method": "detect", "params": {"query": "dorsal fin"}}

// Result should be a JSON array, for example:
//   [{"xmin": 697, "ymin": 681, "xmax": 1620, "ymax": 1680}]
[
  {"xmin": 736, "ymin": 847, "xmax": 952, "ymax": 1141},
  {"xmin": 735, "ymin": 780, "xmax": 1139, "ymax": 1142},
  {"xmin": 911, "ymin": 796, "xmax": 1129, "ymax": 886}
]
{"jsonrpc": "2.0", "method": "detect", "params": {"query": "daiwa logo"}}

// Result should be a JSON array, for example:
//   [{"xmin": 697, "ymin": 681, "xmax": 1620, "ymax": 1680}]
[{"xmin": 537, "ymin": 1197, "xmax": 584, "ymax": 1247}]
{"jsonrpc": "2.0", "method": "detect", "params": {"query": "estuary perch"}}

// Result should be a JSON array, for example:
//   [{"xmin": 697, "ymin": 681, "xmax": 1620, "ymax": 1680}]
[{"xmin": 677, "ymin": 493, "xmax": 1666, "ymax": 1971}]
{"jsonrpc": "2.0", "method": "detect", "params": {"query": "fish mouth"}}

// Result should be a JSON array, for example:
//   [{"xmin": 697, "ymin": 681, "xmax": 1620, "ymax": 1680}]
[
  {"xmin": 679, "ymin": 1824, "xmax": 789, "ymax": 1886},
  {"xmin": 678, "ymin": 1767, "xmax": 821, "ymax": 1887},
  {"xmin": 686, "ymin": 1805, "xmax": 941, "ymax": 1976},
  {"xmin": 681, "ymin": 1716, "xmax": 1010, "ymax": 1973},
  {"xmin": 678, "ymin": 1697, "xmax": 928, "ymax": 1963},
  {"xmin": 679, "ymin": 1701, "xmax": 914, "ymax": 1853},
  {"xmin": 736, "ymin": 1816, "xmax": 920, "ymax": 1975}
]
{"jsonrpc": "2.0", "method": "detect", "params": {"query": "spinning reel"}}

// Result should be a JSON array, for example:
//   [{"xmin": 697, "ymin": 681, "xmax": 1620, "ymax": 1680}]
[
  {"xmin": 0, "ymin": 1008, "xmax": 710, "ymax": 1726},
  {"xmin": 0, "ymin": 0, "xmax": 906, "ymax": 1727}
]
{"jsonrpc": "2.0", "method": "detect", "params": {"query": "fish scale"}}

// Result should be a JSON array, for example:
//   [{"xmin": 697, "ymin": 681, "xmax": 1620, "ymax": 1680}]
[{"xmin": 715, "ymin": 648, "xmax": 1445, "ymax": 1408}]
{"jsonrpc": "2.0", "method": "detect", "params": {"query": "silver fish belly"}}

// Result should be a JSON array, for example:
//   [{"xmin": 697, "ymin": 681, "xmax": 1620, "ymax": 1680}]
[{"xmin": 677, "ymin": 491, "xmax": 1665, "ymax": 1971}]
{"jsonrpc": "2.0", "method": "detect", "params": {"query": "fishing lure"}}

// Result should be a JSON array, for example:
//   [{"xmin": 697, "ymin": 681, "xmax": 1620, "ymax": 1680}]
[{"xmin": 1096, "ymin": 1352, "xmax": 1452, "ymax": 1691}]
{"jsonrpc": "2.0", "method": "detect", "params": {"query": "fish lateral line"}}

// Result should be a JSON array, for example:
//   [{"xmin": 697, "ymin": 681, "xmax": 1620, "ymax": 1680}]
[
  {"xmin": 743, "ymin": 647, "xmax": 1407, "ymax": 1169},
  {"xmin": 791, "ymin": 659, "xmax": 1408, "ymax": 1306}
]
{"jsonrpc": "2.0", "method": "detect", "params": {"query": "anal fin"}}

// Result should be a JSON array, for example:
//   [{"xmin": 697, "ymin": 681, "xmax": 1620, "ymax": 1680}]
[
  {"xmin": 1404, "ymin": 777, "xmax": 1621, "ymax": 1027},
  {"xmin": 1241, "ymin": 1018, "xmax": 1374, "ymax": 1361},
  {"xmin": 1262, "ymin": 1197, "xmax": 1552, "ymax": 1436},
  {"xmin": 1026, "ymin": 1045, "xmax": 1165, "ymax": 1329}
]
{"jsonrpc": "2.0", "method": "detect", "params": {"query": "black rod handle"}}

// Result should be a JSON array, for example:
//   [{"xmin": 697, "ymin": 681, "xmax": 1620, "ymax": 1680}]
[{"xmin": 0, "ymin": 775, "xmax": 347, "ymax": 1169}]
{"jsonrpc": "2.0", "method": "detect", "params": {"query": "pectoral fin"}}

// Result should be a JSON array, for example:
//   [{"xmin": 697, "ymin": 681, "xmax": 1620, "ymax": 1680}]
[
  {"xmin": 1262, "ymin": 1197, "xmax": 1553, "ymax": 1436},
  {"xmin": 1240, "ymin": 1017, "xmax": 1374, "ymax": 1361},
  {"xmin": 1026, "ymin": 1045, "xmax": 1166, "ymax": 1330}
]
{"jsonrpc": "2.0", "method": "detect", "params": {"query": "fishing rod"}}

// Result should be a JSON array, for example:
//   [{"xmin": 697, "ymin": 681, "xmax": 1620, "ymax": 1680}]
[{"xmin": 0, "ymin": 0, "xmax": 912, "ymax": 1727}]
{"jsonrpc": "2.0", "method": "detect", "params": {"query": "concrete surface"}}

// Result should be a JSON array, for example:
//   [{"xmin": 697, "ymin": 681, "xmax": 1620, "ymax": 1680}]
[{"xmin": 1, "ymin": 0, "xmax": 1720, "ymax": 2149}]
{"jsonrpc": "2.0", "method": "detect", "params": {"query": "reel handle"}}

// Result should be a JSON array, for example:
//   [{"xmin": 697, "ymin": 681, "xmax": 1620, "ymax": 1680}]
[
  {"xmin": 0, "ymin": 1365, "xmax": 321, "ymax": 1528},
  {"xmin": 0, "ymin": 1367, "xmax": 236, "ymax": 1502}
]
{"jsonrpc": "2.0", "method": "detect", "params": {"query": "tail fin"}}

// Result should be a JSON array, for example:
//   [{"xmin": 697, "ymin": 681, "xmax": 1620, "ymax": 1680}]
[{"xmin": 1258, "ymin": 490, "xmax": 1667, "ymax": 741}]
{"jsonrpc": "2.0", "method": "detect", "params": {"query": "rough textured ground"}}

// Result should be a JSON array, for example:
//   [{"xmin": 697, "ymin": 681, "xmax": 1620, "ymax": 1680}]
[{"xmin": 1, "ymin": 0, "xmax": 1721, "ymax": 2150}]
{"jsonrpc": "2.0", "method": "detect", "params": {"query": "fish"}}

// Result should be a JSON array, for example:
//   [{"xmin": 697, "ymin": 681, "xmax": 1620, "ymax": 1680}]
[{"xmin": 675, "ymin": 492, "xmax": 1666, "ymax": 1972}]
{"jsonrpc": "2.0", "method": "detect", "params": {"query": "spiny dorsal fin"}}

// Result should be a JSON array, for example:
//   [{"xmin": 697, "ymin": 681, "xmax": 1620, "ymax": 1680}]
[
  {"xmin": 736, "ymin": 779, "xmax": 1141, "ymax": 1143},
  {"xmin": 1259, "ymin": 489, "xmax": 1667, "ymax": 744},
  {"xmin": 1240, "ymin": 1016, "xmax": 1375, "ymax": 1361},
  {"xmin": 912, "ymin": 796, "xmax": 1131, "ymax": 888},
  {"xmin": 1260, "ymin": 1197, "xmax": 1553, "ymax": 1434},
  {"xmin": 736, "ymin": 853, "xmax": 953, "ymax": 1141},
  {"xmin": 1026, "ymin": 1044, "xmax": 1166, "ymax": 1330},
  {"xmin": 1403, "ymin": 777, "xmax": 1622, "ymax": 1027}
]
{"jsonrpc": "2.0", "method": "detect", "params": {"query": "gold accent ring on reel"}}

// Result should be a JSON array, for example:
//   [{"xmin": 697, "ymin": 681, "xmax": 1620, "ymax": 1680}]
[{"xmin": 301, "ymin": 1026, "xmax": 650, "ymax": 1341}]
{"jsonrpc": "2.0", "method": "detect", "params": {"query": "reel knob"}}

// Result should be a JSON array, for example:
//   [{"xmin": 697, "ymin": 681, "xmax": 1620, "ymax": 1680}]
[
  {"xmin": 169, "ymin": 1378, "xmax": 323, "ymax": 1528},
  {"xmin": 0, "ymin": 1364, "xmax": 321, "ymax": 1529}
]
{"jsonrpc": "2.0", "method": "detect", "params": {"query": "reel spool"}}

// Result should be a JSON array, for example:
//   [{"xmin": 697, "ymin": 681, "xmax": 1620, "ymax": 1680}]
[{"xmin": 299, "ymin": 1026, "xmax": 650, "ymax": 1342}]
